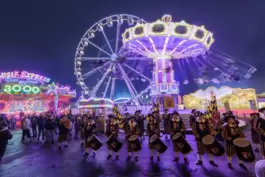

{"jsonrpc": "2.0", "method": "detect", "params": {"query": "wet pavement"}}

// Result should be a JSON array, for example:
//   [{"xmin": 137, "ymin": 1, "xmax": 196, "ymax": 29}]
[{"xmin": 0, "ymin": 127, "xmax": 262, "ymax": 177}]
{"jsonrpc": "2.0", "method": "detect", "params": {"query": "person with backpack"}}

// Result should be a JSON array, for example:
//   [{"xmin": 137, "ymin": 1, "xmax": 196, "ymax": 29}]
[
  {"xmin": 0, "ymin": 123, "xmax": 12, "ymax": 163},
  {"xmin": 21, "ymin": 115, "xmax": 31, "ymax": 142}
]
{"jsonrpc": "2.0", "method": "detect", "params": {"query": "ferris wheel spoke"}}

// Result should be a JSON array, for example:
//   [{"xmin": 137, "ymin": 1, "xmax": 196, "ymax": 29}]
[
  {"xmin": 136, "ymin": 85, "xmax": 151, "ymax": 98},
  {"xmin": 103, "ymin": 77, "xmax": 112, "ymax": 98},
  {"xmin": 122, "ymin": 63, "xmax": 151, "ymax": 82},
  {"xmin": 110, "ymin": 65, "xmax": 116, "ymax": 100},
  {"xmin": 81, "ymin": 61, "xmax": 111, "ymax": 78},
  {"xmin": 78, "ymin": 57, "xmax": 111, "ymax": 61},
  {"xmin": 125, "ymin": 57, "xmax": 150, "ymax": 61},
  {"xmin": 100, "ymin": 27, "xmax": 114, "ymax": 53},
  {"xmin": 90, "ymin": 64, "xmax": 113, "ymax": 97},
  {"xmin": 110, "ymin": 78, "xmax": 115, "ymax": 100},
  {"xmin": 117, "ymin": 64, "xmax": 142, "ymax": 105},
  {"xmin": 115, "ymin": 22, "xmax": 121, "ymax": 54},
  {"xmin": 87, "ymin": 40, "xmax": 111, "ymax": 56}
]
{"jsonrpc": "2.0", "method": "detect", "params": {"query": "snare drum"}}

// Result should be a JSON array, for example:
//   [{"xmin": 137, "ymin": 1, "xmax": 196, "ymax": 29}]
[
  {"xmin": 202, "ymin": 135, "xmax": 224, "ymax": 156},
  {"xmin": 150, "ymin": 134, "xmax": 168, "ymax": 154},
  {"xmin": 128, "ymin": 135, "xmax": 141, "ymax": 152},
  {"xmin": 172, "ymin": 132, "xmax": 192, "ymax": 155},
  {"xmin": 106, "ymin": 135, "xmax": 123, "ymax": 152},
  {"xmin": 87, "ymin": 135, "xmax": 102, "ymax": 151},
  {"xmin": 233, "ymin": 138, "xmax": 255, "ymax": 162}
]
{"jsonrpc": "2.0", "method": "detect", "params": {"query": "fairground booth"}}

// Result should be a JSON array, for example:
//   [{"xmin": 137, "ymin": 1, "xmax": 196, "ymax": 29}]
[
  {"xmin": 183, "ymin": 86, "xmax": 258, "ymax": 115},
  {"xmin": 0, "ymin": 71, "xmax": 76, "ymax": 116}
]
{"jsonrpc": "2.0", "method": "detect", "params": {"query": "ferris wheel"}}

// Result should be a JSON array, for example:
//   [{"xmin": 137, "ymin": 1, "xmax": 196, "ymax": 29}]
[{"xmin": 74, "ymin": 14, "xmax": 152, "ymax": 105}]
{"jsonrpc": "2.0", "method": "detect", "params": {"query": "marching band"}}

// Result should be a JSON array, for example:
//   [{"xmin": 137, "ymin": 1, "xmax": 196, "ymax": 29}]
[{"xmin": 55, "ymin": 108, "xmax": 265, "ymax": 170}]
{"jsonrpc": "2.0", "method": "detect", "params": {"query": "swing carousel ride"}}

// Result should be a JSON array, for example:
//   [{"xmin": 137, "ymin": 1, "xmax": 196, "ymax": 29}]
[{"xmin": 74, "ymin": 14, "xmax": 257, "ymax": 106}]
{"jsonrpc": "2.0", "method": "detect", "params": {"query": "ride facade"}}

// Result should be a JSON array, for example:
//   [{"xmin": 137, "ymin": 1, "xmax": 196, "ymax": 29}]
[{"xmin": 0, "ymin": 71, "xmax": 76, "ymax": 115}]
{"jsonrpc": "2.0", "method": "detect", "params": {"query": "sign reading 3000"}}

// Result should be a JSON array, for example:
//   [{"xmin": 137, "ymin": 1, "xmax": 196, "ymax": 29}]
[{"xmin": 3, "ymin": 84, "xmax": 41, "ymax": 94}]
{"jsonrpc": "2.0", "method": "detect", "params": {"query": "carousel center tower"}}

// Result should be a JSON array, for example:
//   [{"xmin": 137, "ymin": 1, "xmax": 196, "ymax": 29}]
[{"xmin": 122, "ymin": 15, "xmax": 214, "ymax": 106}]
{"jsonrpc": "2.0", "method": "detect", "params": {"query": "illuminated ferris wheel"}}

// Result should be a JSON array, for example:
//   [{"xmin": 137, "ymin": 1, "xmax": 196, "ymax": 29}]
[{"xmin": 74, "ymin": 14, "xmax": 152, "ymax": 105}]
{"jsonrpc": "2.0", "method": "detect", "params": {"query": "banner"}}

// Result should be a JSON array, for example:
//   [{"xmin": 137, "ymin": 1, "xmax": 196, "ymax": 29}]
[{"xmin": 164, "ymin": 97, "xmax": 175, "ymax": 108}]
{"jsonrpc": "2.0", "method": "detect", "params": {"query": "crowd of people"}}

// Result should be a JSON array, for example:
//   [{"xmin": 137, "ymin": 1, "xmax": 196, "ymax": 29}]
[{"xmin": 0, "ymin": 107, "xmax": 264, "ymax": 173}]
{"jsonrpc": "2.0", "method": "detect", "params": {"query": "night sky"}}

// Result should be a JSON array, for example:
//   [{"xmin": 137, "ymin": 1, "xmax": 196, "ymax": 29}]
[{"xmin": 0, "ymin": 0, "xmax": 265, "ymax": 98}]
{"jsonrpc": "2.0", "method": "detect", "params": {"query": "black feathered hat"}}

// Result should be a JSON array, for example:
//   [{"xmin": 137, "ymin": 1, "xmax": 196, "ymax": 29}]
[
  {"xmin": 191, "ymin": 109, "xmax": 196, "ymax": 113},
  {"xmin": 259, "ymin": 108, "xmax": 265, "ymax": 113},
  {"xmin": 224, "ymin": 115, "xmax": 235, "ymax": 122},
  {"xmin": 250, "ymin": 113, "xmax": 259, "ymax": 117},
  {"xmin": 171, "ymin": 111, "xmax": 179, "ymax": 116},
  {"xmin": 129, "ymin": 116, "xmax": 135, "ymax": 120}
]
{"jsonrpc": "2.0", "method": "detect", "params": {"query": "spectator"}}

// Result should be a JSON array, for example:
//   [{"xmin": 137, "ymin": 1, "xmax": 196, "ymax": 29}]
[
  {"xmin": 21, "ymin": 115, "xmax": 31, "ymax": 142},
  {"xmin": 45, "ymin": 114, "xmax": 55, "ymax": 144},
  {"xmin": 31, "ymin": 113, "xmax": 38, "ymax": 138},
  {"xmin": 74, "ymin": 115, "xmax": 82, "ymax": 139},
  {"xmin": 0, "ymin": 123, "xmax": 12, "ymax": 163},
  {"xmin": 37, "ymin": 113, "xmax": 46, "ymax": 141},
  {"xmin": 10, "ymin": 115, "xmax": 16, "ymax": 130}
]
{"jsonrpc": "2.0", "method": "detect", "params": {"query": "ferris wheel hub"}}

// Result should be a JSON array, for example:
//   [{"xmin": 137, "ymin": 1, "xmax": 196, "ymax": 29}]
[{"xmin": 110, "ymin": 53, "xmax": 118, "ymax": 61}]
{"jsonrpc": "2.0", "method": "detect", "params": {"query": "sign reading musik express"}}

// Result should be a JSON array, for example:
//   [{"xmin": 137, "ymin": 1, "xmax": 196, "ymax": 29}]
[{"xmin": 0, "ymin": 71, "xmax": 51, "ymax": 84}]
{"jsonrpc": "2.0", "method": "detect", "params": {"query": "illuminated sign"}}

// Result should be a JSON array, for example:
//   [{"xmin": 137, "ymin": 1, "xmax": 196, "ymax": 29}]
[
  {"xmin": 0, "ymin": 71, "xmax": 50, "ymax": 83},
  {"xmin": 3, "ymin": 84, "xmax": 41, "ymax": 94}
]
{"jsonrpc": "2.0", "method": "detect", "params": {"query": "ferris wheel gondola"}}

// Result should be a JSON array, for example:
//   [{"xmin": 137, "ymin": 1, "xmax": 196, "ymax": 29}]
[{"xmin": 74, "ymin": 14, "xmax": 152, "ymax": 105}]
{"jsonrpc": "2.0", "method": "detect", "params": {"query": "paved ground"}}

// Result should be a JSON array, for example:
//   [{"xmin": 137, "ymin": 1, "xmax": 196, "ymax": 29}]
[{"xmin": 0, "ymin": 125, "xmax": 262, "ymax": 177}]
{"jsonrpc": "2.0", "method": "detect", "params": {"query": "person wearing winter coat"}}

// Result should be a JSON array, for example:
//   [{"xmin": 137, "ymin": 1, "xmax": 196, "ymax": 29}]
[
  {"xmin": 45, "ymin": 115, "xmax": 55, "ymax": 143},
  {"xmin": 0, "ymin": 123, "xmax": 12, "ymax": 163},
  {"xmin": 37, "ymin": 113, "xmax": 46, "ymax": 141},
  {"xmin": 21, "ymin": 115, "xmax": 32, "ymax": 142}
]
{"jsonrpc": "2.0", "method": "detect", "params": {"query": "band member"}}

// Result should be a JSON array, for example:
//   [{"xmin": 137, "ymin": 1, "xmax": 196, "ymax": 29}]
[
  {"xmin": 80, "ymin": 115, "xmax": 88, "ymax": 146},
  {"xmin": 106, "ymin": 115, "xmax": 119, "ymax": 160},
  {"xmin": 221, "ymin": 115, "xmax": 247, "ymax": 170},
  {"xmin": 189, "ymin": 109, "xmax": 196, "ymax": 129},
  {"xmin": 58, "ymin": 115, "xmax": 71, "ymax": 149},
  {"xmin": 126, "ymin": 116, "xmax": 140, "ymax": 161},
  {"xmin": 123, "ymin": 112, "xmax": 130, "ymax": 134},
  {"xmin": 135, "ymin": 110, "xmax": 145, "ymax": 141},
  {"xmin": 162, "ymin": 109, "xmax": 170, "ymax": 139},
  {"xmin": 169, "ymin": 111, "xmax": 188, "ymax": 163},
  {"xmin": 83, "ymin": 117, "xmax": 97, "ymax": 158},
  {"xmin": 250, "ymin": 113, "xmax": 260, "ymax": 152},
  {"xmin": 256, "ymin": 108, "xmax": 265, "ymax": 159},
  {"xmin": 192, "ymin": 112, "xmax": 218, "ymax": 166},
  {"xmin": 153, "ymin": 111, "xmax": 161, "ymax": 125},
  {"xmin": 146, "ymin": 114, "xmax": 160, "ymax": 161}
]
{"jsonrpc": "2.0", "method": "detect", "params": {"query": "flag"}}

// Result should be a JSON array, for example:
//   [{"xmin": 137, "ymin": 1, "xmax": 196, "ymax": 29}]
[{"xmin": 152, "ymin": 99, "xmax": 160, "ymax": 113}]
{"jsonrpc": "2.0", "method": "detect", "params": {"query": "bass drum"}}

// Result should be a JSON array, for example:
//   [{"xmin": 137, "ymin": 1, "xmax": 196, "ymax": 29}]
[
  {"xmin": 233, "ymin": 138, "xmax": 255, "ymax": 162},
  {"xmin": 202, "ymin": 135, "xmax": 225, "ymax": 156},
  {"xmin": 87, "ymin": 135, "xmax": 103, "ymax": 151},
  {"xmin": 106, "ymin": 135, "xmax": 123, "ymax": 152},
  {"xmin": 150, "ymin": 134, "xmax": 168, "ymax": 154},
  {"xmin": 172, "ymin": 132, "xmax": 192, "ymax": 155},
  {"xmin": 128, "ymin": 135, "xmax": 142, "ymax": 152}
]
